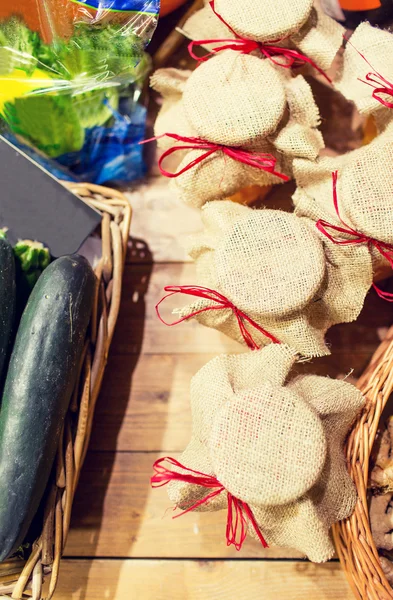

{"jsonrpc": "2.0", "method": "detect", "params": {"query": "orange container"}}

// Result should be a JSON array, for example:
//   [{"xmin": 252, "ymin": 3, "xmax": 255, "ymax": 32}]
[
  {"xmin": 0, "ymin": 1, "xmax": 47, "ymax": 38},
  {"xmin": 339, "ymin": 0, "xmax": 381, "ymax": 8},
  {"xmin": 160, "ymin": 0, "xmax": 188, "ymax": 16}
]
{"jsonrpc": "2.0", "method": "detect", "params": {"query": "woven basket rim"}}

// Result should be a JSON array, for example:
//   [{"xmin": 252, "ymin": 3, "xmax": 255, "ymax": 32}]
[{"xmin": 333, "ymin": 324, "xmax": 393, "ymax": 600}]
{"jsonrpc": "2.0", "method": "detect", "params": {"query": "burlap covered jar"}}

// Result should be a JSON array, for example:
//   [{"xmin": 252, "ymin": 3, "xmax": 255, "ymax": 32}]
[
  {"xmin": 150, "ymin": 68, "xmax": 196, "ymax": 151},
  {"xmin": 183, "ymin": 52, "xmax": 287, "ymax": 147},
  {"xmin": 164, "ymin": 345, "xmax": 364, "ymax": 562},
  {"xmin": 336, "ymin": 22, "xmax": 393, "ymax": 121},
  {"xmin": 182, "ymin": 0, "xmax": 232, "ymax": 46},
  {"xmin": 171, "ymin": 201, "xmax": 367, "ymax": 357},
  {"xmin": 183, "ymin": 0, "xmax": 343, "ymax": 74},
  {"xmin": 164, "ymin": 52, "xmax": 323, "ymax": 208},
  {"xmin": 293, "ymin": 119, "xmax": 393, "ymax": 287}
]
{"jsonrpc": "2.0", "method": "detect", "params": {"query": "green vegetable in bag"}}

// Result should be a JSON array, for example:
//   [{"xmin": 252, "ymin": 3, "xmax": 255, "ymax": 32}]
[{"xmin": 0, "ymin": 18, "xmax": 148, "ymax": 156}]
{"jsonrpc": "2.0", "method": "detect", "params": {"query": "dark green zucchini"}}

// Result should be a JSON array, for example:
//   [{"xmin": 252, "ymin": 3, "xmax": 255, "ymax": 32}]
[
  {"xmin": 0, "ymin": 254, "xmax": 95, "ymax": 561},
  {"xmin": 0, "ymin": 237, "xmax": 15, "ymax": 384}
]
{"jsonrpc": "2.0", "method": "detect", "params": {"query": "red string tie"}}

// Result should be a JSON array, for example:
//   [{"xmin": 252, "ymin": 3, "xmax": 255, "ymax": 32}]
[
  {"xmin": 156, "ymin": 285, "xmax": 281, "ymax": 350},
  {"xmin": 187, "ymin": 0, "xmax": 331, "ymax": 83},
  {"xmin": 151, "ymin": 457, "xmax": 268, "ymax": 551},
  {"xmin": 316, "ymin": 171, "xmax": 393, "ymax": 302},
  {"xmin": 361, "ymin": 71, "xmax": 393, "ymax": 109},
  {"xmin": 141, "ymin": 133, "xmax": 289, "ymax": 181},
  {"xmin": 345, "ymin": 35, "xmax": 393, "ymax": 109}
]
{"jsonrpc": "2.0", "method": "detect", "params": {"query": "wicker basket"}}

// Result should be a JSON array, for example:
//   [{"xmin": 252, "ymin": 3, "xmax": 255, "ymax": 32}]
[
  {"xmin": 333, "ymin": 324, "xmax": 393, "ymax": 600},
  {"xmin": 0, "ymin": 183, "xmax": 131, "ymax": 600}
]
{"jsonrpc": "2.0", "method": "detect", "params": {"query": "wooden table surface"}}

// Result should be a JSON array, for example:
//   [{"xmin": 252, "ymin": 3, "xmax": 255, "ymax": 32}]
[{"xmin": 54, "ymin": 177, "xmax": 393, "ymax": 599}]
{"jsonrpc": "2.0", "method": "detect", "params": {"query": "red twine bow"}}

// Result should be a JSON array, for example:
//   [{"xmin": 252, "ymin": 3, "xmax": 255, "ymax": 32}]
[
  {"xmin": 188, "ymin": 0, "xmax": 331, "ymax": 83},
  {"xmin": 142, "ymin": 133, "xmax": 289, "ymax": 181},
  {"xmin": 361, "ymin": 71, "xmax": 393, "ymax": 109},
  {"xmin": 316, "ymin": 171, "xmax": 393, "ymax": 302},
  {"xmin": 156, "ymin": 285, "xmax": 281, "ymax": 350},
  {"xmin": 151, "ymin": 457, "xmax": 268, "ymax": 551},
  {"xmin": 345, "ymin": 35, "xmax": 393, "ymax": 109}
]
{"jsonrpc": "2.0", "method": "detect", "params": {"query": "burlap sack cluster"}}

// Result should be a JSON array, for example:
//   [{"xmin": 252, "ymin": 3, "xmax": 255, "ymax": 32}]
[
  {"xmin": 161, "ymin": 51, "xmax": 323, "ymax": 208},
  {"xmin": 174, "ymin": 201, "xmax": 366, "ymax": 357},
  {"xmin": 293, "ymin": 118, "xmax": 393, "ymax": 280},
  {"xmin": 336, "ymin": 22, "xmax": 393, "ymax": 121},
  {"xmin": 168, "ymin": 346, "xmax": 364, "ymax": 562},
  {"xmin": 184, "ymin": 0, "xmax": 343, "ymax": 73}
]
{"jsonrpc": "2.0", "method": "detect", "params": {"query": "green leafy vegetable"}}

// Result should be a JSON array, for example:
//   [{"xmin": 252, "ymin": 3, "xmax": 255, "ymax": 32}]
[
  {"xmin": 0, "ymin": 230, "xmax": 51, "ymax": 293},
  {"xmin": 13, "ymin": 239, "xmax": 51, "ymax": 321},
  {"xmin": 71, "ymin": 88, "xmax": 119, "ymax": 130},
  {"xmin": 0, "ymin": 17, "xmax": 40, "ymax": 75},
  {"xmin": 50, "ymin": 23, "xmax": 144, "ymax": 83},
  {"xmin": 2, "ymin": 95, "xmax": 85, "ymax": 157},
  {"xmin": 14, "ymin": 240, "xmax": 51, "ymax": 286}
]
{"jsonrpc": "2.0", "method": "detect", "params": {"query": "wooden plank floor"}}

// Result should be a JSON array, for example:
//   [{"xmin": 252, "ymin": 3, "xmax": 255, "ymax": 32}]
[{"xmin": 55, "ymin": 178, "xmax": 393, "ymax": 599}]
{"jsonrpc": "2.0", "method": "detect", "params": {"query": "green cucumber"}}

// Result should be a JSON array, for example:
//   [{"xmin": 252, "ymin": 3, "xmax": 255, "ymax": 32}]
[
  {"xmin": 0, "ymin": 254, "xmax": 95, "ymax": 561},
  {"xmin": 0, "ymin": 237, "xmax": 15, "ymax": 384}
]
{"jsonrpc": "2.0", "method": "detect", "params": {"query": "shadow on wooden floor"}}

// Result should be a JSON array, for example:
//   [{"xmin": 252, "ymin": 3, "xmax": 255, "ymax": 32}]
[{"xmin": 64, "ymin": 237, "xmax": 155, "ymax": 600}]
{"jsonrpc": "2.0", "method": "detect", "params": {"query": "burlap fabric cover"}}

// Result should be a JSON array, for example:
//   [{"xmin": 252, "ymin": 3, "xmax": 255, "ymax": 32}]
[
  {"xmin": 174, "ymin": 201, "xmax": 361, "ymax": 357},
  {"xmin": 171, "ymin": 55, "xmax": 323, "ymax": 207},
  {"xmin": 215, "ymin": 0, "xmax": 313, "ymax": 41},
  {"xmin": 168, "ymin": 346, "xmax": 364, "ymax": 562},
  {"xmin": 273, "ymin": 73, "xmax": 323, "ymax": 159},
  {"xmin": 291, "ymin": 3, "xmax": 344, "ymax": 72},
  {"xmin": 183, "ymin": 51, "xmax": 288, "ymax": 146},
  {"xmin": 173, "ymin": 143, "xmax": 287, "ymax": 209},
  {"xmin": 182, "ymin": 4, "xmax": 234, "ymax": 48},
  {"xmin": 293, "ymin": 120, "xmax": 393, "ymax": 275},
  {"xmin": 295, "ymin": 189, "xmax": 371, "ymax": 338},
  {"xmin": 150, "ymin": 68, "xmax": 196, "ymax": 151},
  {"xmin": 336, "ymin": 23, "xmax": 393, "ymax": 119},
  {"xmin": 185, "ymin": 0, "xmax": 343, "ymax": 72}
]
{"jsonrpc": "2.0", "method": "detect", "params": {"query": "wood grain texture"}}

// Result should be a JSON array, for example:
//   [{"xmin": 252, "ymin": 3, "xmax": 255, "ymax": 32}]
[
  {"xmin": 65, "ymin": 452, "xmax": 302, "ymax": 559},
  {"xmin": 89, "ymin": 353, "xmax": 217, "ymax": 452},
  {"xmin": 56, "ymin": 559, "xmax": 352, "ymax": 600}
]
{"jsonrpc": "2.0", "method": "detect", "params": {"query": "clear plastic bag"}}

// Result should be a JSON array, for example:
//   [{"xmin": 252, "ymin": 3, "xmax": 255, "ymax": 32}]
[
  {"xmin": 0, "ymin": 1, "xmax": 158, "ymax": 159},
  {"xmin": 4, "ymin": 83, "xmax": 148, "ymax": 185}
]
